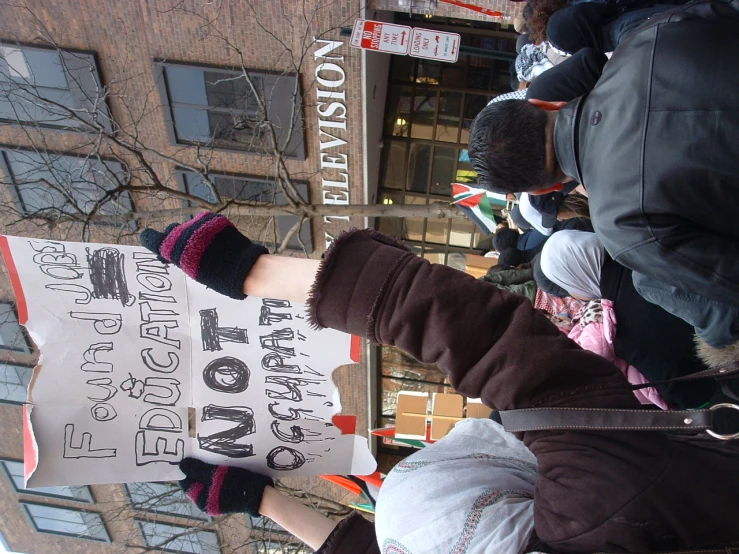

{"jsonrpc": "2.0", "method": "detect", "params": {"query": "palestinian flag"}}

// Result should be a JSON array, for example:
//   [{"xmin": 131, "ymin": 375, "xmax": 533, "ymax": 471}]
[{"xmin": 452, "ymin": 183, "xmax": 507, "ymax": 234}]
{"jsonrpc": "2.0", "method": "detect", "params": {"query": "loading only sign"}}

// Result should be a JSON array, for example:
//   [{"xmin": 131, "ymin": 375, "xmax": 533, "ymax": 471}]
[
  {"xmin": 409, "ymin": 28, "xmax": 460, "ymax": 63},
  {"xmin": 350, "ymin": 19, "xmax": 461, "ymax": 63}
]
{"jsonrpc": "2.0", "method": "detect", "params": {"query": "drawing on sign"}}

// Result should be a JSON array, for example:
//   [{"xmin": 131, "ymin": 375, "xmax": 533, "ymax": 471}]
[
  {"xmin": 63, "ymin": 424, "xmax": 117, "ymax": 459},
  {"xmin": 80, "ymin": 342, "xmax": 114, "ymax": 373},
  {"xmin": 266, "ymin": 445, "xmax": 306, "ymax": 471},
  {"xmin": 260, "ymin": 299, "xmax": 292, "ymax": 326},
  {"xmin": 120, "ymin": 374, "xmax": 182, "ymax": 406},
  {"xmin": 87, "ymin": 247, "xmax": 135, "ymax": 306},
  {"xmin": 200, "ymin": 308, "xmax": 249, "ymax": 351},
  {"xmin": 135, "ymin": 408, "xmax": 185, "ymax": 466},
  {"xmin": 203, "ymin": 357, "xmax": 250, "ymax": 394},
  {"xmin": 198, "ymin": 405, "xmax": 256, "ymax": 458},
  {"xmin": 0, "ymin": 236, "xmax": 376, "ymax": 487}
]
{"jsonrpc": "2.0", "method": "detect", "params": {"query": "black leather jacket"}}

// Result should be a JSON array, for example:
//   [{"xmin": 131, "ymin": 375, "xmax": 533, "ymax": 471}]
[{"xmin": 554, "ymin": 0, "xmax": 739, "ymax": 309}]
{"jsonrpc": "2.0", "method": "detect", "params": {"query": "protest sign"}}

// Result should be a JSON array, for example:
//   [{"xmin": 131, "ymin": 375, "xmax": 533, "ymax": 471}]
[{"xmin": 0, "ymin": 236, "xmax": 376, "ymax": 488}]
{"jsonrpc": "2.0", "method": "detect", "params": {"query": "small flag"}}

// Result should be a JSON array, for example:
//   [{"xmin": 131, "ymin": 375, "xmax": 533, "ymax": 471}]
[{"xmin": 452, "ymin": 183, "xmax": 507, "ymax": 234}]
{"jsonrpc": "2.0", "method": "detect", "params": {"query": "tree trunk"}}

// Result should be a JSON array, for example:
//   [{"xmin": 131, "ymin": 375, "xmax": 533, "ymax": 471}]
[{"xmin": 58, "ymin": 201, "xmax": 469, "ymax": 225}]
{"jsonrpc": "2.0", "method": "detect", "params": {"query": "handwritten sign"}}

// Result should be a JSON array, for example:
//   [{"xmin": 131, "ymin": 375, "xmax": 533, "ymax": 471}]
[{"xmin": 0, "ymin": 236, "xmax": 376, "ymax": 487}]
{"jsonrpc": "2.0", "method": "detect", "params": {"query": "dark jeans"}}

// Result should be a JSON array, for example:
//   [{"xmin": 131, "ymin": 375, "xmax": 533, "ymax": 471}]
[{"xmin": 633, "ymin": 272, "xmax": 739, "ymax": 349}]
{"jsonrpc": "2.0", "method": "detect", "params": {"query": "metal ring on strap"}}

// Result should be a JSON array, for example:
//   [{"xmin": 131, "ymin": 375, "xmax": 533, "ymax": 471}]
[{"xmin": 706, "ymin": 403, "xmax": 739, "ymax": 441}]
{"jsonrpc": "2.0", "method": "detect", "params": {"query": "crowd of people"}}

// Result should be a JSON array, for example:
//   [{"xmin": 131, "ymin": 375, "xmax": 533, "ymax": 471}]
[{"xmin": 137, "ymin": 1, "xmax": 739, "ymax": 552}]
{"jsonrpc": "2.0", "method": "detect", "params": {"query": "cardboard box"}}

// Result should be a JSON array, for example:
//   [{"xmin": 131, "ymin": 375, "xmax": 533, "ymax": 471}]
[
  {"xmin": 395, "ymin": 392, "xmax": 430, "ymax": 439},
  {"xmin": 466, "ymin": 399, "xmax": 493, "ymax": 420},
  {"xmin": 465, "ymin": 254, "xmax": 498, "ymax": 279},
  {"xmin": 430, "ymin": 393, "xmax": 464, "ymax": 440}
]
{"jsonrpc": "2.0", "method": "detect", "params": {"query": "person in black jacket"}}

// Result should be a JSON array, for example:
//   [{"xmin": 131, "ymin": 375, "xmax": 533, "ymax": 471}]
[
  {"xmin": 534, "ymin": 231, "xmax": 720, "ymax": 408},
  {"xmin": 468, "ymin": 0, "xmax": 739, "ymax": 367}
]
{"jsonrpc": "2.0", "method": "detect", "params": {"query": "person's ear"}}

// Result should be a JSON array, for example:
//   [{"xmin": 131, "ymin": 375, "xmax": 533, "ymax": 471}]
[
  {"xmin": 528, "ymin": 99, "xmax": 567, "ymax": 111},
  {"xmin": 529, "ymin": 183, "xmax": 564, "ymax": 195}
]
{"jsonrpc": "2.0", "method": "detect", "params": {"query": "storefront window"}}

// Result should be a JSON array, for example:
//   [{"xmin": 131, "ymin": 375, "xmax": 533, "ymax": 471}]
[{"xmin": 376, "ymin": 21, "xmax": 517, "ymax": 455}]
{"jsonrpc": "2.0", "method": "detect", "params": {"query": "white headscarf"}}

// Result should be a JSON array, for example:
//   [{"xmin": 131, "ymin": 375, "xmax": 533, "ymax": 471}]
[
  {"xmin": 540, "ymin": 230, "xmax": 605, "ymax": 300},
  {"xmin": 375, "ymin": 418, "xmax": 538, "ymax": 554}
]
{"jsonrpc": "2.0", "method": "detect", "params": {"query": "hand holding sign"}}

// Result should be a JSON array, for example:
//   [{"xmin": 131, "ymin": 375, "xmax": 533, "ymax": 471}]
[
  {"xmin": 140, "ymin": 212, "xmax": 268, "ymax": 300},
  {"xmin": 179, "ymin": 457, "xmax": 273, "ymax": 517},
  {"xmin": 0, "ymin": 221, "xmax": 376, "ymax": 488}
]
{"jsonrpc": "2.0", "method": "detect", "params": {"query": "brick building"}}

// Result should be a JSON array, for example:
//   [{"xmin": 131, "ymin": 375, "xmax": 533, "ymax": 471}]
[{"xmin": 0, "ymin": 0, "xmax": 518, "ymax": 551}]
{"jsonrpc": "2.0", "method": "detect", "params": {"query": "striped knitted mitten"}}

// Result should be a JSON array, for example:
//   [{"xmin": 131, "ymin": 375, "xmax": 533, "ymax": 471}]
[
  {"xmin": 178, "ymin": 457, "xmax": 273, "ymax": 517},
  {"xmin": 140, "ymin": 212, "xmax": 267, "ymax": 300}
]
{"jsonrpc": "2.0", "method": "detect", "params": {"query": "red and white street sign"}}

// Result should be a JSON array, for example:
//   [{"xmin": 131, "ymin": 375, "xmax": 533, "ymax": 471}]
[
  {"xmin": 350, "ymin": 19, "xmax": 412, "ymax": 55},
  {"xmin": 409, "ymin": 28, "xmax": 461, "ymax": 63}
]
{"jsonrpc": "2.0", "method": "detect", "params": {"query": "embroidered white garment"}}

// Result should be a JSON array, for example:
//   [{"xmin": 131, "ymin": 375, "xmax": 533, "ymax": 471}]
[{"xmin": 375, "ymin": 418, "xmax": 538, "ymax": 554}]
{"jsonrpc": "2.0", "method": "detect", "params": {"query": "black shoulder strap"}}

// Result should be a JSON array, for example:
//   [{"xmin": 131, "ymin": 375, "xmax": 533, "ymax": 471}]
[{"xmin": 500, "ymin": 364, "xmax": 739, "ymax": 438}]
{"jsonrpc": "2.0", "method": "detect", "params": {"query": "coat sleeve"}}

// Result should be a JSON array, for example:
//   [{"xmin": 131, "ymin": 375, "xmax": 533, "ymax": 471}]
[
  {"xmin": 307, "ymin": 230, "xmax": 726, "ymax": 551},
  {"xmin": 315, "ymin": 512, "xmax": 379, "ymax": 554}
]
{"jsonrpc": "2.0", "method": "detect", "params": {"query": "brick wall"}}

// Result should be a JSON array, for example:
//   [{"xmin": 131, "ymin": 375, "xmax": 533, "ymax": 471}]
[
  {"xmin": 0, "ymin": 0, "xmax": 371, "ymax": 551},
  {"xmin": 370, "ymin": 0, "xmax": 525, "ymax": 24}
]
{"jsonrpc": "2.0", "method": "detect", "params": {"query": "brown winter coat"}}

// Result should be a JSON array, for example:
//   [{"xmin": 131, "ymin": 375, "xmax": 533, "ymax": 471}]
[{"xmin": 310, "ymin": 230, "xmax": 739, "ymax": 553}]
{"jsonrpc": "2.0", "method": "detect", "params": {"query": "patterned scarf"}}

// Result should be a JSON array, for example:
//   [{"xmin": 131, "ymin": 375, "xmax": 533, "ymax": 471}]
[{"xmin": 375, "ymin": 418, "xmax": 538, "ymax": 554}]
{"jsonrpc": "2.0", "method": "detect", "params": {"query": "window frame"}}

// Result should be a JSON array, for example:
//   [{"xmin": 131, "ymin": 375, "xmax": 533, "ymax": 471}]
[
  {"xmin": 20, "ymin": 501, "xmax": 110, "ymax": 542},
  {"xmin": 0, "ymin": 146, "xmax": 135, "ymax": 226},
  {"xmin": 136, "ymin": 519, "xmax": 221, "ymax": 554},
  {"xmin": 0, "ymin": 301, "xmax": 31, "ymax": 353},
  {"xmin": 1, "ymin": 459, "xmax": 94, "ymax": 503},
  {"xmin": 154, "ymin": 59, "xmax": 306, "ymax": 160},
  {"xmin": 125, "ymin": 482, "xmax": 208, "ymax": 521},
  {"xmin": 0, "ymin": 40, "xmax": 112, "ymax": 131},
  {"xmin": 0, "ymin": 362, "xmax": 32, "ymax": 405},
  {"xmin": 175, "ymin": 169, "xmax": 313, "ymax": 253}
]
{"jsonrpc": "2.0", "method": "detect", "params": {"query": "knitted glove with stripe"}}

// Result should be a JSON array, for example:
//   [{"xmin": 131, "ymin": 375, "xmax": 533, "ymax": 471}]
[
  {"xmin": 140, "ymin": 212, "xmax": 267, "ymax": 300},
  {"xmin": 179, "ymin": 457, "xmax": 273, "ymax": 517}
]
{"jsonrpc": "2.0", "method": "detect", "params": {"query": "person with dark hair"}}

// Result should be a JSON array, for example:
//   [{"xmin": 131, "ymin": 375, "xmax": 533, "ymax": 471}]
[
  {"xmin": 469, "ymin": 99, "xmax": 551, "ymax": 194},
  {"xmin": 468, "ymin": 0, "xmax": 739, "ymax": 367},
  {"xmin": 492, "ymin": 227, "xmax": 520, "ymax": 252},
  {"xmin": 497, "ymin": 248, "xmax": 528, "ymax": 268},
  {"xmin": 523, "ymin": 0, "xmax": 569, "ymax": 44},
  {"xmin": 140, "ymin": 214, "xmax": 739, "ymax": 553}
]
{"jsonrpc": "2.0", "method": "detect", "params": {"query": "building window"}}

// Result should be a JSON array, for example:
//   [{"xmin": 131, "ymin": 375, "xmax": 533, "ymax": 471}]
[
  {"xmin": 21, "ymin": 502, "xmax": 110, "ymax": 542},
  {"xmin": 0, "ymin": 302, "xmax": 30, "ymax": 353},
  {"xmin": 0, "ymin": 363, "xmax": 31, "ymax": 405},
  {"xmin": 0, "ymin": 44, "xmax": 110, "ymax": 129},
  {"xmin": 126, "ymin": 482, "xmax": 207, "ymax": 520},
  {"xmin": 155, "ymin": 61, "xmax": 306, "ymax": 159},
  {"xmin": 178, "ymin": 171, "xmax": 313, "ymax": 253},
  {"xmin": 378, "ymin": 23, "xmax": 516, "ymax": 258},
  {"xmin": 137, "ymin": 520, "xmax": 219, "ymax": 554},
  {"xmin": 380, "ymin": 346, "xmax": 451, "ymax": 420},
  {"xmin": 2, "ymin": 459, "xmax": 93, "ymax": 502},
  {"xmin": 0, "ymin": 149, "xmax": 134, "ymax": 222}
]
